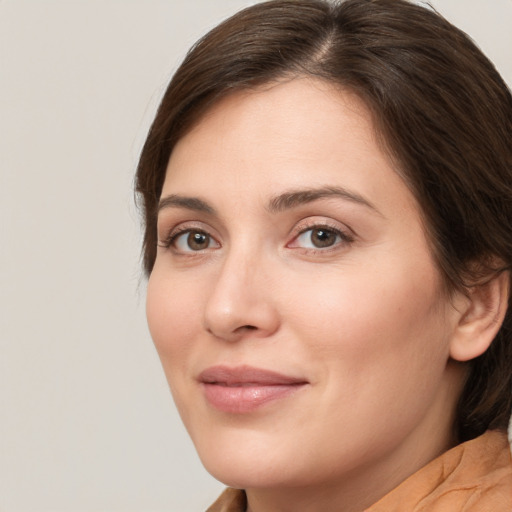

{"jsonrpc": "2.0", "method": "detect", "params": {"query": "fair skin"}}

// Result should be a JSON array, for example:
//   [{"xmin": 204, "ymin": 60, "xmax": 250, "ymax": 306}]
[{"xmin": 146, "ymin": 78, "xmax": 504, "ymax": 512}]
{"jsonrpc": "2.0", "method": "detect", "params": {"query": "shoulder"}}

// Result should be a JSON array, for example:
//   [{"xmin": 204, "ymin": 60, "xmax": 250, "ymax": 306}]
[
  {"xmin": 367, "ymin": 430, "xmax": 512, "ymax": 512},
  {"xmin": 206, "ymin": 488, "xmax": 247, "ymax": 512}
]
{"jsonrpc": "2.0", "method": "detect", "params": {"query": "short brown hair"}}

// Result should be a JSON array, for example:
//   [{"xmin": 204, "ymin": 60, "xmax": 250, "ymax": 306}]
[{"xmin": 136, "ymin": 0, "xmax": 512, "ymax": 441}]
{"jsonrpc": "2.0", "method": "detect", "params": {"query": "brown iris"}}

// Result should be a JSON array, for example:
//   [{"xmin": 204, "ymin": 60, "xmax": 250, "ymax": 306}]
[
  {"xmin": 187, "ymin": 231, "xmax": 210, "ymax": 250},
  {"xmin": 310, "ymin": 228, "xmax": 337, "ymax": 248}
]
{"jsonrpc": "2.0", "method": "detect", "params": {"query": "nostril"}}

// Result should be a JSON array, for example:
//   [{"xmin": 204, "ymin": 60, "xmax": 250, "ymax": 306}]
[{"xmin": 241, "ymin": 325, "xmax": 257, "ymax": 331}]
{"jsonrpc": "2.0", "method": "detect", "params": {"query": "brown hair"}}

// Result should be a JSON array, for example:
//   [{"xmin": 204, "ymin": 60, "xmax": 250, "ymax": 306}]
[{"xmin": 136, "ymin": 0, "xmax": 512, "ymax": 442}]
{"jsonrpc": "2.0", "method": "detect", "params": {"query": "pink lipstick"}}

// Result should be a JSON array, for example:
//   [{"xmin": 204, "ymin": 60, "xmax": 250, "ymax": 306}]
[{"xmin": 198, "ymin": 365, "xmax": 308, "ymax": 413}]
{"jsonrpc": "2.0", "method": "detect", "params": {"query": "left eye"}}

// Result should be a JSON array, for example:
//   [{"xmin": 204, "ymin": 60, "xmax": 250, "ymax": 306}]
[
  {"xmin": 173, "ymin": 230, "xmax": 218, "ymax": 252},
  {"xmin": 293, "ymin": 227, "xmax": 345, "ymax": 249}
]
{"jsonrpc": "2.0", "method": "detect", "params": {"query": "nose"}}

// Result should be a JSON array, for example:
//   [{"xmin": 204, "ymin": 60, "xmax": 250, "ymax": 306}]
[{"xmin": 203, "ymin": 250, "xmax": 280, "ymax": 342}]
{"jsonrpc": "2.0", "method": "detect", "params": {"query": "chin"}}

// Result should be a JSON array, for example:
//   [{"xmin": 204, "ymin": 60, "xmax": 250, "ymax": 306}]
[
  {"xmin": 193, "ymin": 430, "xmax": 305, "ymax": 489},
  {"xmin": 205, "ymin": 461, "xmax": 299, "ymax": 490}
]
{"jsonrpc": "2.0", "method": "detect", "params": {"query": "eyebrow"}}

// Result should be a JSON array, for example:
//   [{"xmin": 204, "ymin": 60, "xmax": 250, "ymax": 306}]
[
  {"xmin": 157, "ymin": 186, "xmax": 381, "ymax": 217},
  {"xmin": 158, "ymin": 194, "xmax": 216, "ymax": 215},
  {"xmin": 267, "ymin": 186, "xmax": 381, "ymax": 215}
]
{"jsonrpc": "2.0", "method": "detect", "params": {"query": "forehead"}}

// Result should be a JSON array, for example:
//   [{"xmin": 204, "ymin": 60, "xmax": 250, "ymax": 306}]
[{"xmin": 162, "ymin": 78, "xmax": 418, "ymax": 220}]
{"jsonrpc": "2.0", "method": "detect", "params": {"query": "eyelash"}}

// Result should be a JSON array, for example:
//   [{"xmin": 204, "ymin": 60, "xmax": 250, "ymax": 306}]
[
  {"xmin": 289, "ymin": 222, "xmax": 354, "ymax": 252},
  {"xmin": 158, "ymin": 225, "xmax": 213, "ymax": 250},
  {"xmin": 158, "ymin": 221, "xmax": 354, "ymax": 254}
]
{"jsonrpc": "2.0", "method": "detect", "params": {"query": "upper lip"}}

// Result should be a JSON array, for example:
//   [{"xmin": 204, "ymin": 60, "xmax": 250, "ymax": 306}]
[{"xmin": 198, "ymin": 365, "xmax": 308, "ymax": 386}]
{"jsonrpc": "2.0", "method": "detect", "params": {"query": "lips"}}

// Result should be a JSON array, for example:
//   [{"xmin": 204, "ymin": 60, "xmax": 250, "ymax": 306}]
[{"xmin": 198, "ymin": 365, "xmax": 308, "ymax": 413}]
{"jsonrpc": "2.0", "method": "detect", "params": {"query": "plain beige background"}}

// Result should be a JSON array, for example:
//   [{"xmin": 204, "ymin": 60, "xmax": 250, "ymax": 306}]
[{"xmin": 1, "ymin": 1, "xmax": 511, "ymax": 511}]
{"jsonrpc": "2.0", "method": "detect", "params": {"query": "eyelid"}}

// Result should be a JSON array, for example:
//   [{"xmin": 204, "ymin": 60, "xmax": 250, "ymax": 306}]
[
  {"xmin": 157, "ymin": 217, "xmax": 354, "ymax": 254},
  {"xmin": 175, "ymin": 230, "xmax": 219, "ymax": 252},
  {"xmin": 287, "ymin": 218, "xmax": 355, "ymax": 251},
  {"xmin": 158, "ymin": 221, "xmax": 221, "ymax": 251}
]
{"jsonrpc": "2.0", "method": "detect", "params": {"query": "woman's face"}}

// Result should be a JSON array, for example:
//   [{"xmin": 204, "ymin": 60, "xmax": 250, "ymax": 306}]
[{"xmin": 147, "ymin": 79, "xmax": 464, "ymax": 497}]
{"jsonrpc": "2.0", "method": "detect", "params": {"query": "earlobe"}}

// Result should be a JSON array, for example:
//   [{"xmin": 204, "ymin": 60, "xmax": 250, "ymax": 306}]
[{"xmin": 449, "ymin": 271, "xmax": 509, "ymax": 362}]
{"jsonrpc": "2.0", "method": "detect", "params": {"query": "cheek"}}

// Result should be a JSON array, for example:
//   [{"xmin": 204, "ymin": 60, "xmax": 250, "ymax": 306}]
[
  {"xmin": 283, "ymin": 257, "xmax": 449, "ymax": 381},
  {"xmin": 146, "ymin": 269, "xmax": 204, "ymax": 371},
  {"xmin": 278, "ymin": 263, "xmax": 452, "ymax": 454}
]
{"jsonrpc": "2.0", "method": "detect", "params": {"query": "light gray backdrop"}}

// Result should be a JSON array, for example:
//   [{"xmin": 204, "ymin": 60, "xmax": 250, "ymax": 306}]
[{"xmin": 1, "ymin": 1, "xmax": 511, "ymax": 511}]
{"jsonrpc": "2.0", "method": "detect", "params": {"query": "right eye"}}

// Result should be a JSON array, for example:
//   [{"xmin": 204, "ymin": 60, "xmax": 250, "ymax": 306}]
[{"xmin": 167, "ymin": 229, "xmax": 220, "ymax": 253}]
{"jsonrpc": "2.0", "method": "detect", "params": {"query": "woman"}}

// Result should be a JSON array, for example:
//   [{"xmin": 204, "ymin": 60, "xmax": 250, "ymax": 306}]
[{"xmin": 136, "ymin": 0, "xmax": 512, "ymax": 510}]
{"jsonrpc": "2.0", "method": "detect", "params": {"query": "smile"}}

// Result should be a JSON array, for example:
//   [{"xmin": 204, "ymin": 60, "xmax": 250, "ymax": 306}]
[{"xmin": 198, "ymin": 365, "xmax": 309, "ymax": 413}]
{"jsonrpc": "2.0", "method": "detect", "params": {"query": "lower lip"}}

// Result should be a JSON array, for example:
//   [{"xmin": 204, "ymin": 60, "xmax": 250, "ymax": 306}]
[{"xmin": 202, "ymin": 383, "xmax": 306, "ymax": 413}]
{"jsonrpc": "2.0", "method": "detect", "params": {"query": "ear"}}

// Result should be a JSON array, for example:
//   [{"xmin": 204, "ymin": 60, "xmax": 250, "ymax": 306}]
[{"xmin": 449, "ymin": 271, "xmax": 509, "ymax": 362}]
